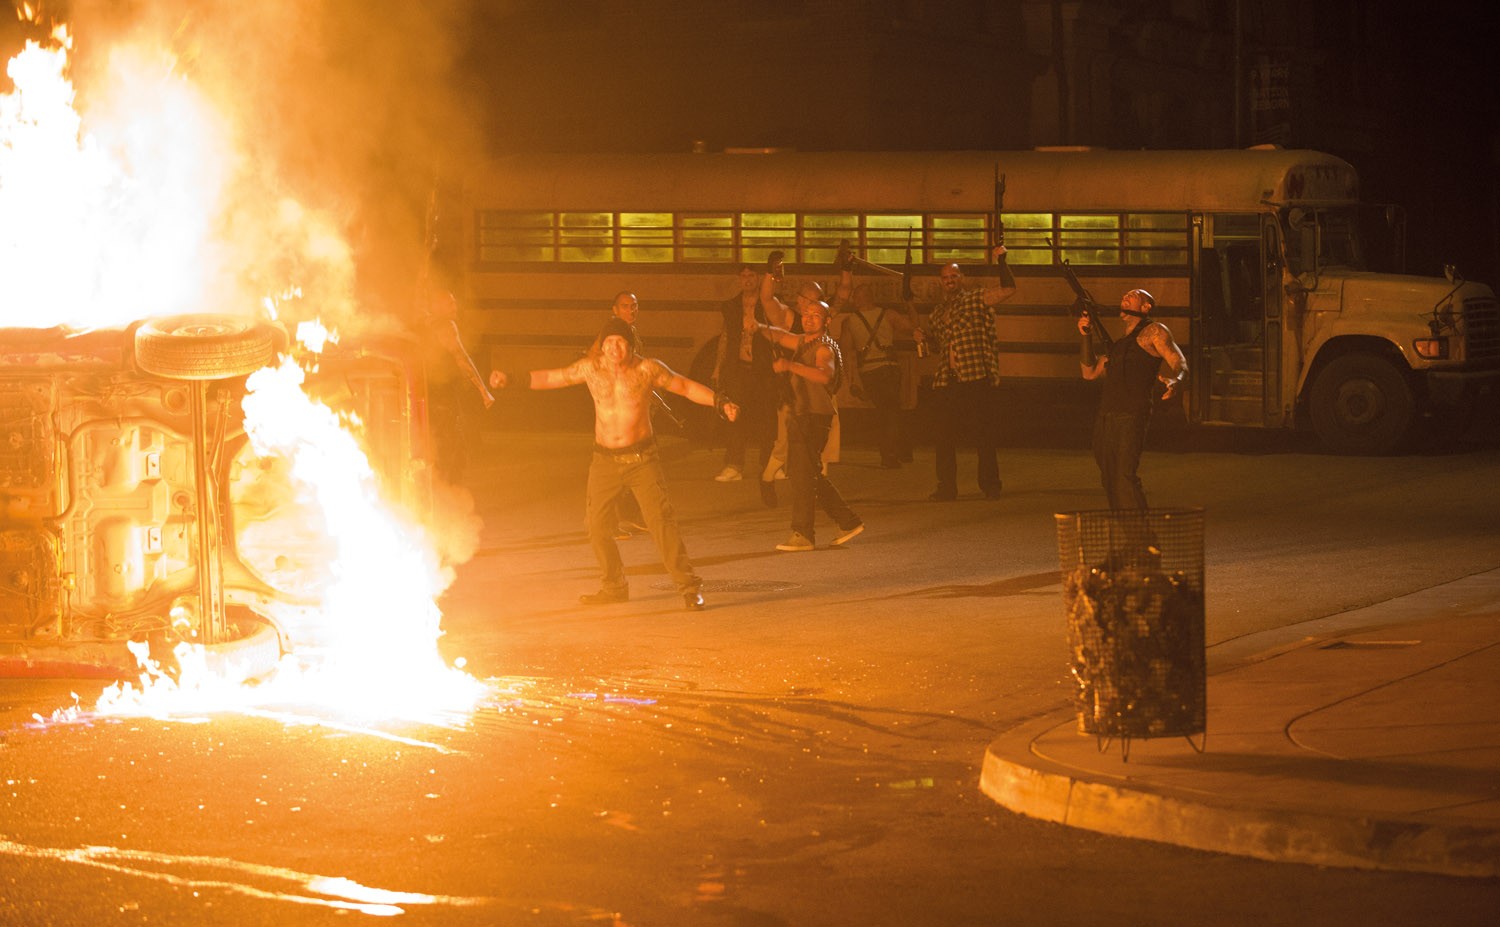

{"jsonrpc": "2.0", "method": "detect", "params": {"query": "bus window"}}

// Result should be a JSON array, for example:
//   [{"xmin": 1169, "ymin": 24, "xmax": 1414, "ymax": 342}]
[
  {"xmin": 1060, "ymin": 214, "xmax": 1121, "ymax": 265},
  {"xmin": 741, "ymin": 212, "xmax": 796, "ymax": 264},
  {"xmin": 1125, "ymin": 213, "xmax": 1188, "ymax": 265},
  {"xmin": 931, "ymin": 215, "xmax": 987, "ymax": 263},
  {"xmin": 559, "ymin": 212, "xmax": 612, "ymax": 262},
  {"xmin": 681, "ymin": 215, "xmax": 733, "ymax": 262},
  {"xmin": 477, "ymin": 211, "xmax": 554, "ymax": 262},
  {"xmin": 1001, "ymin": 212, "xmax": 1053, "ymax": 265},
  {"xmin": 867, "ymin": 214, "xmax": 922, "ymax": 264},
  {"xmin": 804, "ymin": 214, "xmax": 858, "ymax": 264},
  {"xmin": 620, "ymin": 212, "xmax": 673, "ymax": 262}
]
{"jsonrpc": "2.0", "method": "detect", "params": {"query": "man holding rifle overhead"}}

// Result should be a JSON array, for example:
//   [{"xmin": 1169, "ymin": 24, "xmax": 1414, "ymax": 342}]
[
  {"xmin": 916, "ymin": 243, "xmax": 1016, "ymax": 501},
  {"xmin": 1077, "ymin": 288, "xmax": 1187, "ymax": 510}
]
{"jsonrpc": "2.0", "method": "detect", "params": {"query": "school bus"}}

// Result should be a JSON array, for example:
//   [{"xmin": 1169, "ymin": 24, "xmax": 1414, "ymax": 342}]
[{"xmin": 457, "ymin": 147, "xmax": 1499, "ymax": 453}]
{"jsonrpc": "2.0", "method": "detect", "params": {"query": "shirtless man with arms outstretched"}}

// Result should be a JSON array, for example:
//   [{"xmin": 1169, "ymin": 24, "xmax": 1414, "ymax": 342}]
[{"xmin": 490, "ymin": 317, "xmax": 738, "ymax": 610}]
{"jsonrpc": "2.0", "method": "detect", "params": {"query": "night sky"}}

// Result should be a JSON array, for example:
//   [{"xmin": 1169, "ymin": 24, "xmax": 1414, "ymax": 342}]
[{"xmin": 3, "ymin": 1, "xmax": 1497, "ymax": 288}]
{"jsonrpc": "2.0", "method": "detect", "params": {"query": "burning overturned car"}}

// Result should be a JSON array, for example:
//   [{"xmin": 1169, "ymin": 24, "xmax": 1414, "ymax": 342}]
[
  {"xmin": 0, "ymin": 12, "xmax": 487, "ymax": 713},
  {"xmin": 0, "ymin": 314, "xmax": 436, "ymax": 680}
]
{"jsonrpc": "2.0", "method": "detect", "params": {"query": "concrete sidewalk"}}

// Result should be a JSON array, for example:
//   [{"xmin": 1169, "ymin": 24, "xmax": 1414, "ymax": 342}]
[{"xmin": 980, "ymin": 569, "xmax": 1500, "ymax": 878}]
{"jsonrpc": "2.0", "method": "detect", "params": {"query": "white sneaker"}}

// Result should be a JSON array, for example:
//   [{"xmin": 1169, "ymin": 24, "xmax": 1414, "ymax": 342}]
[
  {"xmin": 775, "ymin": 532, "xmax": 815, "ymax": 552},
  {"xmin": 832, "ymin": 523, "xmax": 864, "ymax": 547},
  {"xmin": 772, "ymin": 467, "xmax": 787, "ymax": 481},
  {"xmin": 714, "ymin": 466, "xmax": 743, "ymax": 482}
]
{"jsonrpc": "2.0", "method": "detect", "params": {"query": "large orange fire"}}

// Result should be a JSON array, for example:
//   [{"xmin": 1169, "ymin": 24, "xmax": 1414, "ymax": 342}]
[{"xmin": 3, "ymin": 12, "xmax": 486, "ymax": 723}]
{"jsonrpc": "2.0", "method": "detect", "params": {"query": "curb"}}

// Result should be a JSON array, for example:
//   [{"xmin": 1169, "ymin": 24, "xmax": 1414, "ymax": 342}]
[{"xmin": 979, "ymin": 712, "xmax": 1500, "ymax": 879}]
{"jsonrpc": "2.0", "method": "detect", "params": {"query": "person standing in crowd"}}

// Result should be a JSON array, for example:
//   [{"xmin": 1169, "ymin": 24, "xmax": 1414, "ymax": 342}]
[
  {"xmin": 757, "ymin": 256, "xmax": 846, "ymax": 502},
  {"xmin": 750, "ymin": 299, "xmax": 864, "ymax": 552},
  {"xmin": 712, "ymin": 265, "xmax": 785, "ymax": 499},
  {"xmin": 1078, "ymin": 288, "xmax": 1187, "ymax": 509},
  {"xmin": 840, "ymin": 282, "xmax": 915, "ymax": 468},
  {"xmin": 415, "ymin": 273, "xmax": 494, "ymax": 484},
  {"xmin": 489, "ymin": 318, "xmax": 738, "ymax": 610},
  {"xmin": 917, "ymin": 245, "xmax": 1016, "ymax": 501}
]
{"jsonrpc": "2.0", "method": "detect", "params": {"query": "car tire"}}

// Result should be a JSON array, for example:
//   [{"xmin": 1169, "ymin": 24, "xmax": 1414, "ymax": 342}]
[{"xmin": 134, "ymin": 314, "xmax": 277, "ymax": 380}]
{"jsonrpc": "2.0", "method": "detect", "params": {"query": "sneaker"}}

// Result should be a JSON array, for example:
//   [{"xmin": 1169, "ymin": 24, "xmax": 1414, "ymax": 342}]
[
  {"xmin": 772, "ymin": 467, "xmax": 787, "ymax": 481},
  {"xmin": 832, "ymin": 523, "xmax": 864, "ymax": 546},
  {"xmin": 683, "ymin": 590, "xmax": 705, "ymax": 611},
  {"xmin": 618, "ymin": 519, "xmax": 647, "ymax": 535},
  {"xmin": 928, "ymin": 489, "xmax": 957, "ymax": 502},
  {"xmin": 579, "ymin": 588, "xmax": 629, "ymax": 605},
  {"xmin": 775, "ymin": 531, "xmax": 815, "ymax": 552},
  {"xmin": 714, "ymin": 466, "xmax": 743, "ymax": 482}
]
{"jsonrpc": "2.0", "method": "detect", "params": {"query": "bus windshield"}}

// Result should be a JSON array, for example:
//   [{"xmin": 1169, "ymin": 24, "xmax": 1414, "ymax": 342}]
[{"xmin": 1283, "ymin": 206, "xmax": 1367, "ymax": 275}]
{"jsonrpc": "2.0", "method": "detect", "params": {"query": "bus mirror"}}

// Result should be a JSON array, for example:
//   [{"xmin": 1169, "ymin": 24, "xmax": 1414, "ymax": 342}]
[
  {"xmin": 1284, "ymin": 271, "xmax": 1317, "ymax": 295},
  {"xmin": 1287, "ymin": 207, "xmax": 1308, "ymax": 230}
]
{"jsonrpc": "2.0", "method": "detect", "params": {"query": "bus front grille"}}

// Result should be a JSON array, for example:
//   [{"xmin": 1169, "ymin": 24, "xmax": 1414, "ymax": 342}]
[{"xmin": 1464, "ymin": 297, "xmax": 1500, "ymax": 361}]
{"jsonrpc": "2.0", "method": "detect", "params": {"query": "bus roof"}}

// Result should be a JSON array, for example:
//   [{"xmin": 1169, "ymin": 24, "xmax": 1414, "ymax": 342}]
[{"xmin": 464, "ymin": 148, "xmax": 1360, "ymax": 213}]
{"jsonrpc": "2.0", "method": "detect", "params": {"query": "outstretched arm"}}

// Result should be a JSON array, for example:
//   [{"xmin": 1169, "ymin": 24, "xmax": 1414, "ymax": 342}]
[
  {"xmin": 773, "ymin": 343, "xmax": 833, "ymax": 385},
  {"xmin": 747, "ymin": 316, "xmax": 803, "ymax": 352},
  {"xmin": 489, "ymin": 358, "xmax": 588, "ymax": 391},
  {"xmin": 650, "ymin": 361, "xmax": 740, "ymax": 421}
]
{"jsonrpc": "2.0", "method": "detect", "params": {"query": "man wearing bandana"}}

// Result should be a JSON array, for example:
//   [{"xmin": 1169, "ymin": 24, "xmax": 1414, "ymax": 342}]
[{"xmin": 1077, "ymin": 288, "xmax": 1188, "ymax": 510}]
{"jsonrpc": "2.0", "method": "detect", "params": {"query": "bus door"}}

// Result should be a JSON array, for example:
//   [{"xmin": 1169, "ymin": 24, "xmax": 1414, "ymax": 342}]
[
  {"xmin": 1194, "ymin": 213, "xmax": 1282, "ymax": 427},
  {"xmin": 1259, "ymin": 214, "xmax": 1285, "ymax": 427}
]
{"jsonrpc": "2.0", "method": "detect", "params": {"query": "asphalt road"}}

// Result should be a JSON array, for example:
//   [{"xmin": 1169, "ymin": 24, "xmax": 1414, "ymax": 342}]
[{"xmin": 2, "ymin": 416, "xmax": 1499, "ymax": 926}]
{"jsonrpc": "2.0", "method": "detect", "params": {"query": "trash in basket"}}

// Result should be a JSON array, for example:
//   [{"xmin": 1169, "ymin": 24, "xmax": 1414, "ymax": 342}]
[{"xmin": 1055, "ymin": 508, "xmax": 1206, "ymax": 758}]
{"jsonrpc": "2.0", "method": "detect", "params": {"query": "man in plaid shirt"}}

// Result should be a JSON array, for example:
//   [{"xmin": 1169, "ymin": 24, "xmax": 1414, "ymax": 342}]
[{"xmin": 917, "ymin": 245, "xmax": 1016, "ymax": 500}]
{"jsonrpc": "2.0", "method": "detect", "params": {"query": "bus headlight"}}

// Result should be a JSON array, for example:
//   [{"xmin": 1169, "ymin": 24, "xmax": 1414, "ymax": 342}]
[{"xmin": 1413, "ymin": 337, "xmax": 1449, "ymax": 359}]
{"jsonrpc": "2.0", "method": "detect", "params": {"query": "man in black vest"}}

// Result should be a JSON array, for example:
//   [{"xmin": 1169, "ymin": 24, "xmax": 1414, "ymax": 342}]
[{"xmin": 1077, "ymin": 288, "xmax": 1187, "ymax": 509}]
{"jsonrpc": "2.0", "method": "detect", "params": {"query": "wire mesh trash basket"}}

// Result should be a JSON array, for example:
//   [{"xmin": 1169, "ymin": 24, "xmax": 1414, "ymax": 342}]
[{"xmin": 1055, "ymin": 508, "xmax": 1206, "ymax": 758}]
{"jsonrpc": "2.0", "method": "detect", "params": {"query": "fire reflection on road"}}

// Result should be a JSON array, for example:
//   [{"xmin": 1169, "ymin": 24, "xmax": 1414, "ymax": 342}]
[{"xmin": 0, "ymin": 838, "xmax": 488, "ymax": 915}]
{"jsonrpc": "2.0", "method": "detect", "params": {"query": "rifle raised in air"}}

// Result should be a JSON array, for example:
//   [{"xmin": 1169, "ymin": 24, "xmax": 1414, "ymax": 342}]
[
  {"xmin": 901, "ymin": 227, "xmax": 915, "ymax": 302},
  {"xmin": 1058, "ymin": 255, "xmax": 1114, "ymax": 352},
  {"xmin": 993, "ymin": 165, "xmax": 1016, "ymax": 288}
]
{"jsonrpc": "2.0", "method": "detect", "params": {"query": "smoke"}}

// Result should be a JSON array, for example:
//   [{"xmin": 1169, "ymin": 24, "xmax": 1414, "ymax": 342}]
[{"xmin": 60, "ymin": 0, "xmax": 485, "ymax": 333}]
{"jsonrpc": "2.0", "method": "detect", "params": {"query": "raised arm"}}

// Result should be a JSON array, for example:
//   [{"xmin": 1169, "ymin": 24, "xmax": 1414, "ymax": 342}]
[
  {"xmin": 759, "ymin": 253, "xmax": 795, "ymax": 329},
  {"xmin": 981, "ymin": 245, "xmax": 1018, "ymax": 308},
  {"xmin": 1078, "ymin": 313, "xmax": 1108, "ymax": 381}
]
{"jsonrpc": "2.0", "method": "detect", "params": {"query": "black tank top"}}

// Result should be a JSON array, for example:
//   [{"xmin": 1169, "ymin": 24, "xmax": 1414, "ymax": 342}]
[{"xmin": 1100, "ymin": 321, "xmax": 1159, "ymax": 415}]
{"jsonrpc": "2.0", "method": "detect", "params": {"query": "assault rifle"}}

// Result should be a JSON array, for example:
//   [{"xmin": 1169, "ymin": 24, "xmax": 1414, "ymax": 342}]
[
  {"xmin": 1059, "ymin": 255, "xmax": 1114, "ymax": 352},
  {"xmin": 993, "ymin": 166, "xmax": 1015, "ymax": 288},
  {"xmin": 901, "ymin": 227, "xmax": 915, "ymax": 302}
]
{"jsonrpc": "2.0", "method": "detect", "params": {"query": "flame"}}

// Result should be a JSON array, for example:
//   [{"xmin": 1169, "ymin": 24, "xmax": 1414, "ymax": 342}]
[{"xmin": 4, "ymin": 23, "xmax": 484, "ymax": 724}]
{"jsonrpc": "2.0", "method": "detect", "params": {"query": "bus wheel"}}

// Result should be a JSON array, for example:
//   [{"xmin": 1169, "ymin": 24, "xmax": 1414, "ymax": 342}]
[
  {"xmin": 135, "ymin": 314, "xmax": 278, "ymax": 380},
  {"xmin": 1309, "ymin": 353, "xmax": 1415, "ymax": 454}
]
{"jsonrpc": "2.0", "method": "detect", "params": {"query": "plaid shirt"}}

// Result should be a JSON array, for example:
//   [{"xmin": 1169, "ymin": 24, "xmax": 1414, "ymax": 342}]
[{"xmin": 929, "ymin": 288, "xmax": 999, "ymax": 387}]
